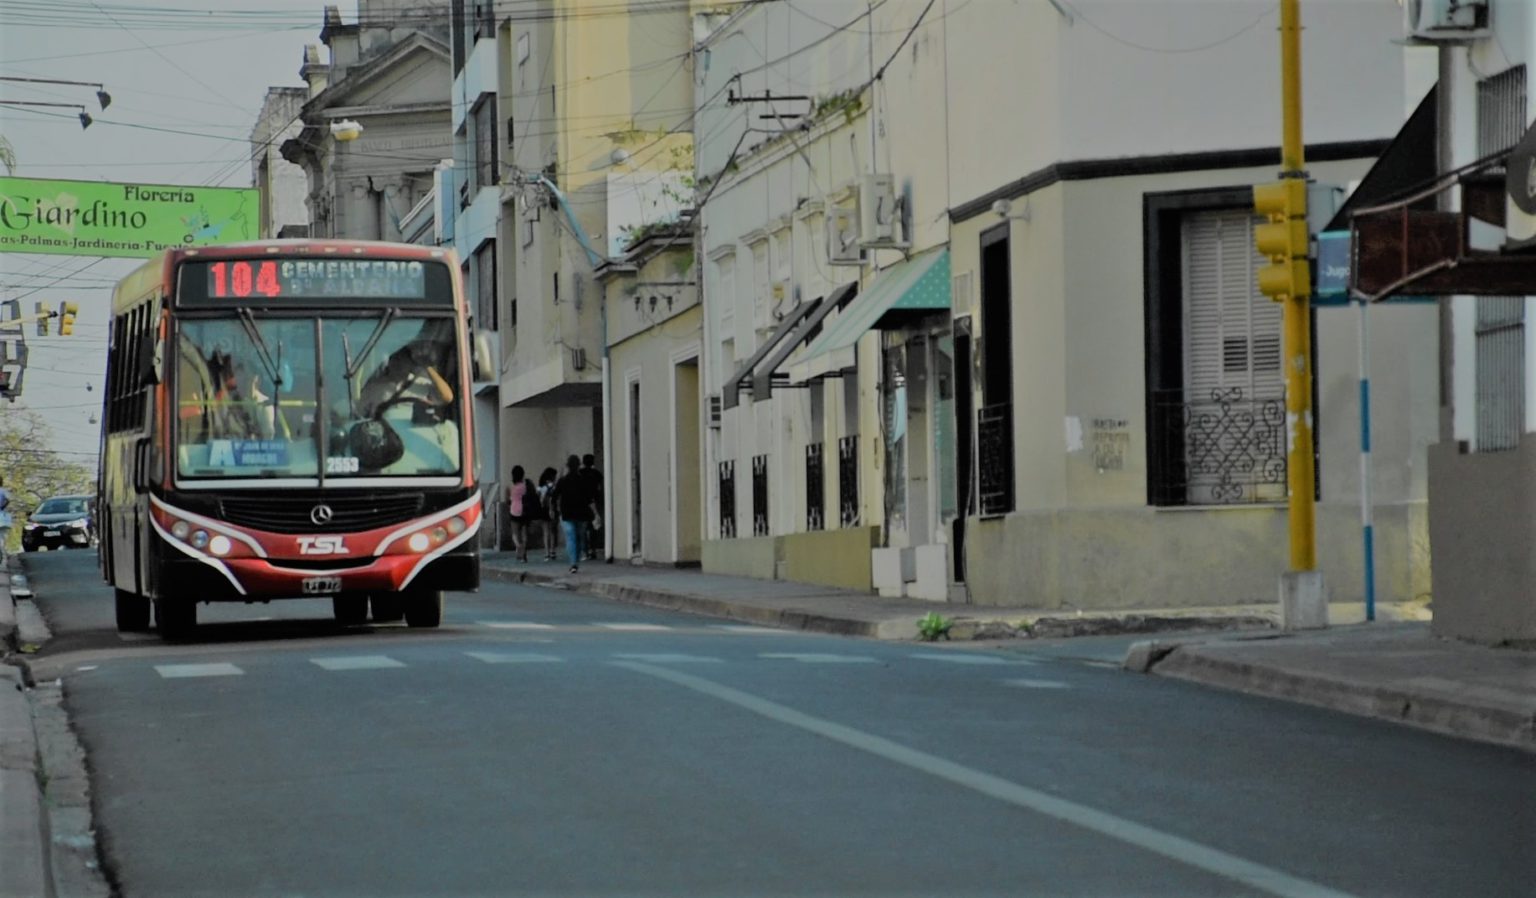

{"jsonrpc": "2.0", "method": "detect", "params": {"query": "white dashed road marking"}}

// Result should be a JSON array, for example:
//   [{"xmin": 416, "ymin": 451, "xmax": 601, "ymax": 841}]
[
  {"xmin": 1005, "ymin": 679, "xmax": 1070, "ymax": 689},
  {"xmin": 909, "ymin": 653, "xmax": 1028, "ymax": 665},
  {"xmin": 156, "ymin": 663, "xmax": 243, "ymax": 679},
  {"xmin": 712, "ymin": 625, "xmax": 794, "ymax": 635},
  {"xmin": 311, "ymin": 656, "xmax": 405, "ymax": 671},
  {"xmin": 597, "ymin": 623, "xmax": 672, "ymax": 631},
  {"xmin": 478, "ymin": 621, "xmax": 555, "ymax": 630},
  {"xmin": 466, "ymin": 652, "xmax": 564, "ymax": 664},
  {"xmin": 611, "ymin": 653, "xmax": 721, "ymax": 664},
  {"xmin": 760, "ymin": 653, "xmax": 878, "ymax": 664}
]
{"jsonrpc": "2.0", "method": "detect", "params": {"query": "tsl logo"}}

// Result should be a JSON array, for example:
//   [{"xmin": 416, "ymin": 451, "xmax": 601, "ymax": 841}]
[{"xmin": 297, "ymin": 536, "xmax": 349, "ymax": 555}]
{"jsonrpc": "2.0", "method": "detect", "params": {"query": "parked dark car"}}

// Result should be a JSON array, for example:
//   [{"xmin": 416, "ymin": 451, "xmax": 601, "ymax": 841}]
[{"xmin": 22, "ymin": 495, "xmax": 96, "ymax": 552}]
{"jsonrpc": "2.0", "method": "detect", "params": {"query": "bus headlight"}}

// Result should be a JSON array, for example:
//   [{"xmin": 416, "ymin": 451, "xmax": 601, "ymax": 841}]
[
  {"xmin": 446, "ymin": 517, "xmax": 466, "ymax": 536},
  {"xmin": 172, "ymin": 521, "xmax": 191, "ymax": 541},
  {"xmin": 191, "ymin": 530, "xmax": 210, "ymax": 549},
  {"xmin": 408, "ymin": 533, "xmax": 431, "ymax": 552},
  {"xmin": 208, "ymin": 535, "xmax": 232, "ymax": 556},
  {"xmin": 431, "ymin": 527, "xmax": 448, "ymax": 544}
]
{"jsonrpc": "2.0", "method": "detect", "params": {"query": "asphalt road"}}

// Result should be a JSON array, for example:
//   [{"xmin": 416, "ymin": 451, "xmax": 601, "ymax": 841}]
[{"xmin": 19, "ymin": 551, "xmax": 1536, "ymax": 898}]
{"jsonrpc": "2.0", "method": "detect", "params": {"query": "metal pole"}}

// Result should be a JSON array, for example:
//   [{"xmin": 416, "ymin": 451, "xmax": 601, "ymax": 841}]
[
  {"xmin": 1278, "ymin": 0, "xmax": 1316, "ymax": 572},
  {"xmin": 1356, "ymin": 297, "xmax": 1375, "ymax": 621}
]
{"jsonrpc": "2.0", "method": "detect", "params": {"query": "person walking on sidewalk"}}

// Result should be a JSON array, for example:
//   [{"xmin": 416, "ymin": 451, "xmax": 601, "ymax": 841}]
[
  {"xmin": 580, "ymin": 453, "xmax": 603, "ymax": 561},
  {"xmin": 536, "ymin": 467, "xmax": 559, "ymax": 561},
  {"xmin": 0, "ymin": 475, "xmax": 12, "ymax": 564},
  {"xmin": 505, "ymin": 465, "xmax": 538, "ymax": 563},
  {"xmin": 550, "ymin": 454, "xmax": 599, "ymax": 574}
]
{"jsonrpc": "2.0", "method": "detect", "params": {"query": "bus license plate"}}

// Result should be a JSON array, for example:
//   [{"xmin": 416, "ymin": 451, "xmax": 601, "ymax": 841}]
[{"xmin": 302, "ymin": 576, "xmax": 342, "ymax": 595}]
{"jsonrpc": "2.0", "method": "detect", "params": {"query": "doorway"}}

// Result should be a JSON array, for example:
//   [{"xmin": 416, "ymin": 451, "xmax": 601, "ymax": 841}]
[{"xmin": 673, "ymin": 356, "xmax": 702, "ymax": 562}]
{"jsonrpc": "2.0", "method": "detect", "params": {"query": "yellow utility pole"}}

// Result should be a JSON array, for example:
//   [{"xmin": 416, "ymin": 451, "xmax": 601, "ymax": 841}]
[
  {"xmin": 1254, "ymin": 0, "xmax": 1325, "ymax": 627},
  {"xmin": 1253, "ymin": 0, "xmax": 1315, "ymax": 572}
]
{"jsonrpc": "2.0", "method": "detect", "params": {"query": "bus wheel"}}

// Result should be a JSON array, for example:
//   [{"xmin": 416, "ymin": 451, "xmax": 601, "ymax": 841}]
[
  {"xmin": 403, "ymin": 589, "xmax": 443, "ymax": 629},
  {"xmin": 332, "ymin": 595, "xmax": 368, "ymax": 626},
  {"xmin": 369, "ymin": 594, "xmax": 404, "ymax": 623},
  {"xmin": 115, "ymin": 588, "xmax": 150, "ymax": 632},
  {"xmin": 155, "ymin": 598, "xmax": 197, "ymax": 641}
]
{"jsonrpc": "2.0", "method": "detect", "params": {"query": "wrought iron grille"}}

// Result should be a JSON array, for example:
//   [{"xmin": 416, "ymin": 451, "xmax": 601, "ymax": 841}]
[
  {"xmin": 805, "ymin": 442, "xmax": 825, "ymax": 531},
  {"xmin": 838, "ymin": 435, "xmax": 860, "ymax": 527},
  {"xmin": 752, "ymin": 454, "xmax": 770, "ymax": 537},
  {"xmin": 718, "ymin": 460, "xmax": 736, "ymax": 539},
  {"xmin": 1475, "ymin": 297, "xmax": 1525, "ymax": 452},
  {"xmin": 977, "ymin": 402, "xmax": 1014, "ymax": 516},
  {"xmin": 1151, "ymin": 388, "xmax": 1286, "ymax": 505}
]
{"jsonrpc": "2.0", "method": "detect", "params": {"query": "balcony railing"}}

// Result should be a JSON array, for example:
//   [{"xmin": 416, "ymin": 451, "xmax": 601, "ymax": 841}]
[
  {"xmin": 1150, "ymin": 387, "xmax": 1286, "ymax": 506},
  {"xmin": 718, "ymin": 460, "xmax": 736, "ymax": 539},
  {"xmin": 752, "ymin": 454, "xmax": 770, "ymax": 537},
  {"xmin": 977, "ymin": 402, "xmax": 1014, "ymax": 516},
  {"xmin": 805, "ymin": 442, "xmax": 825, "ymax": 531},
  {"xmin": 838, "ymin": 435, "xmax": 860, "ymax": 527}
]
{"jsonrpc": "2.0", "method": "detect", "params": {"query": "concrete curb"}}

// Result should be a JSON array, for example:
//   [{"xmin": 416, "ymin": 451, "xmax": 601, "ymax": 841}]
[
  {"xmin": 483, "ymin": 566, "xmax": 915, "ymax": 638},
  {"xmin": 1134, "ymin": 641, "xmax": 1536, "ymax": 754}
]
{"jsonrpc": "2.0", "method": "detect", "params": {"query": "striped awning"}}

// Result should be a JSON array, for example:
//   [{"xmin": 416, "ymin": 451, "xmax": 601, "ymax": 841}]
[{"xmin": 798, "ymin": 247, "xmax": 950, "ymax": 365}]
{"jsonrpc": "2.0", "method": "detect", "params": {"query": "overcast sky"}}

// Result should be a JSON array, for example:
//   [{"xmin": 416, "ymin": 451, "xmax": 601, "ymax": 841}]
[{"xmin": 0, "ymin": 1, "xmax": 358, "ymax": 463}]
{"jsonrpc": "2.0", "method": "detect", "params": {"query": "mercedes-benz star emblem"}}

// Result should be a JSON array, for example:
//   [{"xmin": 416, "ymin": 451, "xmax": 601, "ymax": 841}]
[{"xmin": 310, "ymin": 505, "xmax": 334, "ymax": 526}]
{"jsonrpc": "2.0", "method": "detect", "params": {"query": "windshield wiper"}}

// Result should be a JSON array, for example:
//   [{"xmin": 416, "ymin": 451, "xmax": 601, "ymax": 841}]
[
  {"xmin": 236, "ymin": 308, "xmax": 289, "ymax": 438},
  {"xmin": 341, "ymin": 309, "xmax": 396, "ymax": 417}
]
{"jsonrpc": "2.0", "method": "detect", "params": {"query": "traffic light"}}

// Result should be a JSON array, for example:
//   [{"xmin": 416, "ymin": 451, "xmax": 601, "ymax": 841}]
[
  {"xmin": 35, "ymin": 302, "xmax": 48, "ymax": 336},
  {"xmin": 1253, "ymin": 179, "xmax": 1311, "ymax": 301},
  {"xmin": 58, "ymin": 301, "xmax": 78, "ymax": 336}
]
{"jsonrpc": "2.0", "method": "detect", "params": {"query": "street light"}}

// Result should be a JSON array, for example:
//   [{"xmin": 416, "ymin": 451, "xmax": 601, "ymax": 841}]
[
  {"xmin": 330, "ymin": 119, "xmax": 364, "ymax": 141},
  {"xmin": 0, "ymin": 77, "xmax": 110, "ymax": 109},
  {"xmin": 0, "ymin": 100, "xmax": 94, "ymax": 130}
]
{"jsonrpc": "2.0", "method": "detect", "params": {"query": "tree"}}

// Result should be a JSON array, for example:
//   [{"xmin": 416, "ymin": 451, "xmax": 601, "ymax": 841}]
[
  {"xmin": 0, "ymin": 135, "xmax": 14, "ymax": 173},
  {"xmin": 0, "ymin": 409, "xmax": 95, "ymax": 553}
]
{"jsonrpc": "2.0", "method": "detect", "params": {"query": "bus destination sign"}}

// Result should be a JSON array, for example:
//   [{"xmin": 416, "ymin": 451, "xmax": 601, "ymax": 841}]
[{"xmin": 201, "ymin": 259, "xmax": 428, "ymax": 300}]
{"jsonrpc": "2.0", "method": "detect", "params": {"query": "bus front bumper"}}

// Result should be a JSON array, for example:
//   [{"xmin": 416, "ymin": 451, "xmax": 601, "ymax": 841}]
[{"xmin": 156, "ymin": 550, "xmax": 480, "ymax": 602}]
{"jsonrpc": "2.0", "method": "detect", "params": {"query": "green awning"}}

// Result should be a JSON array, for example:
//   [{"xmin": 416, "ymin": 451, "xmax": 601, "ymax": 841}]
[{"xmin": 799, "ymin": 247, "xmax": 950, "ymax": 364}]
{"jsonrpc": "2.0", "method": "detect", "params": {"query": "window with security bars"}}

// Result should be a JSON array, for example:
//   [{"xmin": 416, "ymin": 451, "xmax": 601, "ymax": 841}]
[
  {"xmin": 718, "ymin": 460, "xmax": 736, "ymax": 539},
  {"xmin": 474, "ymin": 240, "xmax": 497, "ymax": 331},
  {"xmin": 1473, "ymin": 67, "xmax": 1526, "ymax": 453},
  {"xmin": 1166, "ymin": 209, "xmax": 1286, "ymax": 505},
  {"xmin": 472, "ymin": 95, "xmax": 498, "ymax": 192}
]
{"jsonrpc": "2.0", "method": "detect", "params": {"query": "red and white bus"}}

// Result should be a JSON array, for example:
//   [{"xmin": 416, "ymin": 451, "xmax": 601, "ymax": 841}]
[{"xmin": 99, "ymin": 240, "xmax": 486, "ymax": 637}]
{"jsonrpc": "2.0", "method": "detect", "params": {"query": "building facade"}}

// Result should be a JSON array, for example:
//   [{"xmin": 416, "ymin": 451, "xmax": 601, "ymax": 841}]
[
  {"xmin": 694, "ymin": 0, "xmax": 1437, "ymax": 610},
  {"xmin": 1413, "ymin": 0, "xmax": 1536, "ymax": 644},
  {"xmin": 250, "ymin": 85, "xmax": 310, "ymax": 239},
  {"xmin": 496, "ymin": 0, "xmax": 698, "ymax": 559}
]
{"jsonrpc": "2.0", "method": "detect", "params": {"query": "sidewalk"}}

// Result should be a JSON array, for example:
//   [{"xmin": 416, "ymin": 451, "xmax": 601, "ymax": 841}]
[
  {"xmin": 483, "ymin": 551, "xmax": 1535, "ymax": 753},
  {"xmin": 1, "ymin": 558, "xmax": 48, "ymax": 898}
]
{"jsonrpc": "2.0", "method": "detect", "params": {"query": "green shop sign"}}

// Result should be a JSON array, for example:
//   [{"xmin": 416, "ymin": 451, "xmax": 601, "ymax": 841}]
[{"xmin": 0, "ymin": 177, "xmax": 258, "ymax": 259}]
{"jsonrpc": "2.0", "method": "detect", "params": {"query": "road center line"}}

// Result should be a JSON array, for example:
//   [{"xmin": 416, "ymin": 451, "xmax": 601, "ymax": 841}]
[{"xmin": 613, "ymin": 661, "xmax": 1358, "ymax": 898}]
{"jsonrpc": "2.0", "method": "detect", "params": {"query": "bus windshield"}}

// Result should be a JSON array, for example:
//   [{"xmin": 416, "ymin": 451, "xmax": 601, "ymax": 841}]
[{"xmin": 175, "ymin": 315, "xmax": 461, "ymax": 480}]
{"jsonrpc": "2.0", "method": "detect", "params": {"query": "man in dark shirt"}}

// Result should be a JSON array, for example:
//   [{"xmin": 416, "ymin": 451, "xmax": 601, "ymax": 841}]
[
  {"xmin": 550, "ymin": 454, "xmax": 599, "ymax": 573},
  {"xmin": 580, "ymin": 453, "xmax": 603, "ymax": 561}
]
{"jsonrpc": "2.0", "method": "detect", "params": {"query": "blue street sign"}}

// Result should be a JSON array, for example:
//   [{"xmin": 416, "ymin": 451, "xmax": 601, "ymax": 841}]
[{"xmin": 1314, "ymin": 230, "xmax": 1351, "ymax": 306}]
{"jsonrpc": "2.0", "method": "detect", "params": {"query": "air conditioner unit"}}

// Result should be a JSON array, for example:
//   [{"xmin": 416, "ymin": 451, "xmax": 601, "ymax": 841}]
[
  {"xmin": 707, "ymin": 395, "xmax": 722, "ymax": 429},
  {"xmin": 858, "ymin": 174, "xmax": 904, "ymax": 248},
  {"xmin": 827, "ymin": 205, "xmax": 862, "ymax": 265},
  {"xmin": 1404, "ymin": 0, "xmax": 1490, "ymax": 42}
]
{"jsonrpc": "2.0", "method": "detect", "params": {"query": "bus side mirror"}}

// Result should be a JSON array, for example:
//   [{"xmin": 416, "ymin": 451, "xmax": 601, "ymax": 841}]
[
  {"xmin": 137, "ymin": 330, "xmax": 163, "ymax": 387},
  {"xmin": 472, "ymin": 331, "xmax": 494, "ymax": 382}
]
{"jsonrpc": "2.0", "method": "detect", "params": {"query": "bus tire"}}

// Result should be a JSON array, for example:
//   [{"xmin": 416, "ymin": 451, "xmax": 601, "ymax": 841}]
[
  {"xmin": 369, "ymin": 594, "xmax": 404, "ymax": 623},
  {"xmin": 332, "ymin": 595, "xmax": 368, "ymax": 626},
  {"xmin": 115, "ymin": 588, "xmax": 150, "ymax": 632},
  {"xmin": 403, "ymin": 589, "xmax": 443, "ymax": 629},
  {"xmin": 155, "ymin": 598, "xmax": 197, "ymax": 641}
]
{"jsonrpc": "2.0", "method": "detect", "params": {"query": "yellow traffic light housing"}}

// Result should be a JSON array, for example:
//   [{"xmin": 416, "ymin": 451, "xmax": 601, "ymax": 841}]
[
  {"xmin": 58, "ymin": 301, "xmax": 78, "ymax": 336},
  {"xmin": 1253, "ymin": 179, "xmax": 1311, "ymax": 301}
]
